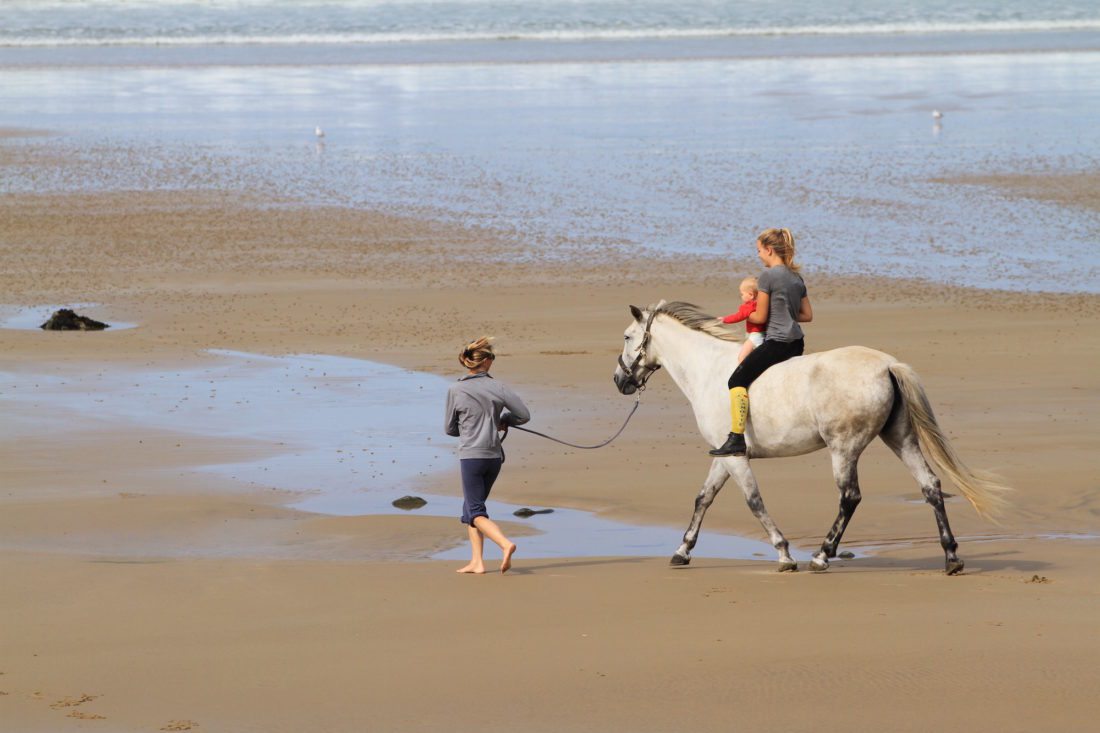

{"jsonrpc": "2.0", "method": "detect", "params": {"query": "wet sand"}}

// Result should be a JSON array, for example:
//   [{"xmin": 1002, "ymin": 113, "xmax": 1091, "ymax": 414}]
[
  {"xmin": 935, "ymin": 172, "xmax": 1100, "ymax": 213},
  {"xmin": 2, "ymin": 146, "xmax": 1099, "ymax": 730}
]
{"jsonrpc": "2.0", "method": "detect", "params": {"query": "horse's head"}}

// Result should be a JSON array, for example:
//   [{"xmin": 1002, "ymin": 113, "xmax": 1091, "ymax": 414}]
[{"xmin": 613, "ymin": 303, "xmax": 664, "ymax": 395}]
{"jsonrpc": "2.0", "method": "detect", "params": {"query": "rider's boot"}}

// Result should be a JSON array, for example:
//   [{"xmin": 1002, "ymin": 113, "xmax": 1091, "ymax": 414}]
[
  {"xmin": 708, "ymin": 387, "xmax": 749, "ymax": 457},
  {"xmin": 709, "ymin": 431, "xmax": 746, "ymax": 457}
]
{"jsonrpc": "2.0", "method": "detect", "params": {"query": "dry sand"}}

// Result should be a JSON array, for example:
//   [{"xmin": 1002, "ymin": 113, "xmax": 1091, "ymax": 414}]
[{"xmin": 2, "ymin": 140, "xmax": 1098, "ymax": 732}]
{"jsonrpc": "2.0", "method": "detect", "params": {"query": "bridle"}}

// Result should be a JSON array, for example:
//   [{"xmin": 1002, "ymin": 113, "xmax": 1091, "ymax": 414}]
[{"xmin": 617, "ymin": 306, "xmax": 662, "ymax": 392}]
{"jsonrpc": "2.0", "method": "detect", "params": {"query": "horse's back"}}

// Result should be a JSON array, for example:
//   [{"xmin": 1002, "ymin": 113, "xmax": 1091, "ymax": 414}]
[
  {"xmin": 763, "ymin": 345, "xmax": 896, "ymax": 385},
  {"xmin": 748, "ymin": 346, "xmax": 898, "ymax": 457}
]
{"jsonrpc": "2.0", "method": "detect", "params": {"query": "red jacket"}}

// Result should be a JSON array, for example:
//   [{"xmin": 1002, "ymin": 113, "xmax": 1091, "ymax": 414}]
[{"xmin": 722, "ymin": 300, "xmax": 765, "ymax": 333}]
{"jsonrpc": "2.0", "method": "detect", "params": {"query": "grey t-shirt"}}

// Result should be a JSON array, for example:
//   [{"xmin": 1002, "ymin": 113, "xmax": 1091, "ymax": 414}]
[
  {"xmin": 445, "ymin": 372, "xmax": 531, "ymax": 459},
  {"xmin": 757, "ymin": 265, "xmax": 807, "ymax": 342}
]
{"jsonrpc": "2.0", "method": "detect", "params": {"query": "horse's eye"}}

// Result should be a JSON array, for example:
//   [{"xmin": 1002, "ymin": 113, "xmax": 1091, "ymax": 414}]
[{"xmin": 624, "ymin": 335, "xmax": 630, "ymax": 341}]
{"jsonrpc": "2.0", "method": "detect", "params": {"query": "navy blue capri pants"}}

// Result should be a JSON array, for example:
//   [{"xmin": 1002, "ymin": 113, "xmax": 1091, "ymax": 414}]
[{"xmin": 460, "ymin": 457, "xmax": 503, "ymax": 525}]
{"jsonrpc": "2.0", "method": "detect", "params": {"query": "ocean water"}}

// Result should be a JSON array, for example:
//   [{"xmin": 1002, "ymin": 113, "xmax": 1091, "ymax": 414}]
[
  {"xmin": 1, "ymin": 1, "xmax": 1098, "ymax": 291},
  {"xmin": 3, "ymin": 0, "xmax": 1100, "ymax": 47}
]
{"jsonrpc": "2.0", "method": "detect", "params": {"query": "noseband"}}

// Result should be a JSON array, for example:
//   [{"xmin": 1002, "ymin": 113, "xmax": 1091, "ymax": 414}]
[{"xmin": 617, "ymin": 307, "xmax": 662, "ymax": 391}]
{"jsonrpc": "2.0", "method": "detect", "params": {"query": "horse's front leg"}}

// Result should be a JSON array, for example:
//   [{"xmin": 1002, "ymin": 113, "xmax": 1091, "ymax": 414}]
[
  {"xmin": 728, "ymin": 458, "xmax": 798, "ymax": 572},
  {"xmin": 670, "ymin": 459, "xmax": 730, "ymax": 566}
]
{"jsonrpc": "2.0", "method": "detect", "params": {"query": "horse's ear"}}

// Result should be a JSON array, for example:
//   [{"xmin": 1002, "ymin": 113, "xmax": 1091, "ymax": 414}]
[{"xmin": 629, "ymin": 305, "xmax": 644, "ymax": 322}]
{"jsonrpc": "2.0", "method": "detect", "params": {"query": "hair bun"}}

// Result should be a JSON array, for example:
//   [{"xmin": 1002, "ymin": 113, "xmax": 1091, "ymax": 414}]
[{"xmin": 459, "ymin": 336, "xmax": 495, "ymax": 369}]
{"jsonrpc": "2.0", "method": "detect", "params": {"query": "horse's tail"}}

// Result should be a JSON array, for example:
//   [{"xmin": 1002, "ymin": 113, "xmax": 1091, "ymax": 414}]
[{"xmin": 888, "ymin": 362, "xmax": 1012, "ymax": 521}]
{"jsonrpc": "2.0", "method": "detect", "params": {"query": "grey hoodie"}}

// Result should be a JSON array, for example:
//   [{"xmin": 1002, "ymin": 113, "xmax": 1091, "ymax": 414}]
[{"xmin": 444, "ymin": 372, "xmax": 531, "ymax": 459}]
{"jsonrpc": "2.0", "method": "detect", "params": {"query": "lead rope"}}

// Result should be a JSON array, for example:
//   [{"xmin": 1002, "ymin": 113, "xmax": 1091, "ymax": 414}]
[
  {"xmin": 502, "ymin": 306, "xmax": 655, "ymax": 451},
  {"xmin": 503, "ymin": 395, "xmax": 642, "ymax": 450}
]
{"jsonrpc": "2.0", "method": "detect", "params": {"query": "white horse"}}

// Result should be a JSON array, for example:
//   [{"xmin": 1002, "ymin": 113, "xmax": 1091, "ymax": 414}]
[{"xmin": 613, "ymin": 301, "xmax": 1010, "ymax": 574}]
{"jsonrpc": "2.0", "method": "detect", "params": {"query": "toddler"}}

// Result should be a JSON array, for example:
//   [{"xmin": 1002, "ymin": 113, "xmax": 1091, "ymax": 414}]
[{"xmin": 720, "ymin": 276, "xmax": 765, "ymax": 363}]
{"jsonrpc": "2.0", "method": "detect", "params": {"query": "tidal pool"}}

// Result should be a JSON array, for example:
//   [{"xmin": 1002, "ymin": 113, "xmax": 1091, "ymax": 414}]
[{"xmin": 0, "ymin": 349, "xmax": 788, "ymax": 560}]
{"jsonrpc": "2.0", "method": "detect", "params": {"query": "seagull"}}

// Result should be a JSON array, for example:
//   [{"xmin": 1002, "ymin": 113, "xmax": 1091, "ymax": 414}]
[
  {"xmin": 931, "ymin": 110, "xmax": 943, "ymax": 120},
  {"xmin": 315, "ymin": 126, "xmax": 325, "ymax": 138}
]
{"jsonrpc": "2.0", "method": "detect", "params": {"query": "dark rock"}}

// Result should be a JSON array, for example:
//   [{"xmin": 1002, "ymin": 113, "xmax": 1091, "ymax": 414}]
[
  {"xmin": 513, "ymin": 507, "xmax": 554, "ymax": 518},
  {"xmin": 392, "ymin": 495, "xmax": 427, "ymax": 510},
  {"xmin": 40, "ymin": 309, "xmax": 109, "ymax": 331},
  {"xmin": 838, "ymin": 551, "xmax": 856, "ymax": 559}
]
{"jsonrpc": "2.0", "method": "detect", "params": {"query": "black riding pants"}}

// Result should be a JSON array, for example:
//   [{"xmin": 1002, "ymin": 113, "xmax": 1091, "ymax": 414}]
[{"xmin": 728, "ymin": 338, "xmax": 805, "ymax": 389}]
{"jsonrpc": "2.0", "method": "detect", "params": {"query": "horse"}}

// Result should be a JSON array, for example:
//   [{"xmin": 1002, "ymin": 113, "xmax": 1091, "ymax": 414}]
[{"xmin": 613, "ymin": 300, "xmax": 1010, "ymax": 574}]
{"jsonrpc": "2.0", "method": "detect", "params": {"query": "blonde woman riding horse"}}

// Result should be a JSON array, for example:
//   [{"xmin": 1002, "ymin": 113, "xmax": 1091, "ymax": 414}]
[{"xmin": 614, "ymin": 300, "xmax": 1009, "ymax": 574}]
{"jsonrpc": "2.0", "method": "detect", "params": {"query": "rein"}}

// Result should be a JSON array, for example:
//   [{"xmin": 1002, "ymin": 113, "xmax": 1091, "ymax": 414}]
[
  {"xmin": 507, "ymin": 395, "xmax": 641, "ymax": 450},
  {"xmin": 505, "ymin": 305, "xmax": 659, "ymax": 451}
]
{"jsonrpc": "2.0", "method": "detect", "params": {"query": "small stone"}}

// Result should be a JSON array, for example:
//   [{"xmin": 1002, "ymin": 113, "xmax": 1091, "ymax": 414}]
[
  {"xmin": 838, "ymin": 551, "xmax": 856, "ymax": 559},
  {"xmin": 391, "ymin": 495, "xmax": 426, "ymax": 510},
  {"xmin": 40, "ymin": 309, "xmax": 109, "ymax": 331},
  {"xmin": 513, "ymin": 507, "xmax": 554, "ymax": 517}
]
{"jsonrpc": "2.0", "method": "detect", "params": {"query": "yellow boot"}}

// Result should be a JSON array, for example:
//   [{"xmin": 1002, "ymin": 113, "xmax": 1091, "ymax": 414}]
[{"xmin": 708, "ymin": 387, "xmax": 748, "ymax": 456}]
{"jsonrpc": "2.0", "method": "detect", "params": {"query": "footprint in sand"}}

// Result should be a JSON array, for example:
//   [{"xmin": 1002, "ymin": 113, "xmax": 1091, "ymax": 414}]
[
  {"xmin": 161, "ymin": 721, "xmax": 199, "ymax": 731},
  {"xmin": 50, "ymin": 693, "xmax": 99, "ymax": 709},
  {"xmin": 67, "ymin": 711, "xmax": 107, "ymax": 720}
]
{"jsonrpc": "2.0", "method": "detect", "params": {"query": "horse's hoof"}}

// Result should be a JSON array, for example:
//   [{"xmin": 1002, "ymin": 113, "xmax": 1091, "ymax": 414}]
[
  {"xmin": 778, "ymin": 561, "xmax": 798, "ymax": 573},
  {"xmin": 809, "ymin": 557, "xmax": 830, "ymax": 572},
  {"xmin": 670, "ymin": 554, "xmax": 691, "ymax": 567},
  {"xmin": 946, "ymin": 559, "xmax": 965, "ymax": 575}
]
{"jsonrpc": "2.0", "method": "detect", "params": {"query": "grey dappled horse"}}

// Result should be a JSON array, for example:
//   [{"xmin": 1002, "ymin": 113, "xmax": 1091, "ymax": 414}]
[{"xmin": 613, "ymin": 301, "xmax": 1009, "ymax": 574}]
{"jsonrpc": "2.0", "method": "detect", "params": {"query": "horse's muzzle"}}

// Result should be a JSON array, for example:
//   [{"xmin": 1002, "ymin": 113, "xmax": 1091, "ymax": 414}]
[{"xmin": 613, "ymin": 368, "xmax": 638, "ymax": 395}]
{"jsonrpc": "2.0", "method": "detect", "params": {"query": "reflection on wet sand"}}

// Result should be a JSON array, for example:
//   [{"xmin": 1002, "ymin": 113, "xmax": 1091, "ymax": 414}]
[{"xmin": 0, "ymin": 349, "xmax": 786, "ymax": 561}]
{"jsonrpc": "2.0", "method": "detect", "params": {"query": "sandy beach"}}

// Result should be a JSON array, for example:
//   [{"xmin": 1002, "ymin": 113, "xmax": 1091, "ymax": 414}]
[
  {"xmin": 3, "ymin": 7, "xmax": 1100, "ymax": 729},
  {"xmin": 2, "ymin": 123, "xmax": 1099, "ymax": 731}
]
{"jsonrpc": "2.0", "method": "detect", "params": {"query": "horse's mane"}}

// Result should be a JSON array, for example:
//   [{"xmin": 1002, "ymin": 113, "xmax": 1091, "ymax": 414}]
[{"xmin": 648, "ymin": 301, "xmax": 742, "ymax": 343}]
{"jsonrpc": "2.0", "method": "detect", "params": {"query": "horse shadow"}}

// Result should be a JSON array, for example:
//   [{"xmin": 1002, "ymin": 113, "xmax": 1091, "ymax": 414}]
[
  {"xmin": 507, "ymin": 546, "xmax": 1056, "ymax": 575},
  {"xmin": 653, "ymin": 548, "xmax": 1055, "ymax": 575}
]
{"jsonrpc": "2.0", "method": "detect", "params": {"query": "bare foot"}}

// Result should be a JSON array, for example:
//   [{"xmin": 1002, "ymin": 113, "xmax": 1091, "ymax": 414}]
[
  {"xmin": 456, "ymin": 562, "xmax": 485, "ymax": 574},
  {"xmin": 500, "ymin": 543, "xmax": 516, "ymax": 574}
]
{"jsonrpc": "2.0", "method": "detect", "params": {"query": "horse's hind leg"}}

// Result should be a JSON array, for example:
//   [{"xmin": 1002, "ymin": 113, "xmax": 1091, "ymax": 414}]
[
  {"xmin": 881, "ymin": 421, "xmax": 963, "ymax": 575},
  {"xmin": 671, "ymin": 460, "xmax": 730, "ymax": 566},
  {"xmin": 728, "ymin": 459, "xmax": 797, "ymax": 572},
  {"xmin": 810, "ymin": 448, "xmax": 863, "ymax": 572}
]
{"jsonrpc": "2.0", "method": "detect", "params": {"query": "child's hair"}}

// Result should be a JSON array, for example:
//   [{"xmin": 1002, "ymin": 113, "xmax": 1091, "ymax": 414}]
[
  {"xmin": 740, "ymin": 276, "xmax": 758, "ymax": 294},
  {"xmin": 758, "ymin": 228, "xmax": 799, "ymax": 272},
  {"xmin": 459, "ymin": 336, "xmax": 495, "ymax": 370}
]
